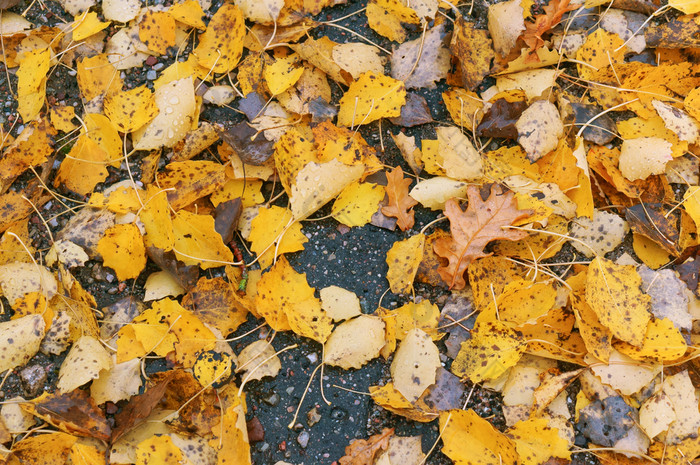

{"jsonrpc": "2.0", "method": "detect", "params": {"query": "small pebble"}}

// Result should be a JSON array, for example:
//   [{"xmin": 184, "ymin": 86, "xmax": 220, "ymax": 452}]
[
  {"xmin": 263, "ymin": 392, "xmax": 280, "ymax": 406},
  {"xmin": 297, "ymin": 431, "xmax": 309, "ymax": 448},
  {"xmin": 146, "ymin": 70, "xmax": 157, "ymax": 80}
]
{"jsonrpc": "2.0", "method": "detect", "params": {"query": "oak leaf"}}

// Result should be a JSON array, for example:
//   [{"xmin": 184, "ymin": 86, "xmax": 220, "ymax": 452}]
[
  {"xmin": 520, "ymin": 0, "xmax": 575, "ymax": 52},
  {"xmin": 433, "ymin": 185, "xmax": 531, "ymax": 289},
  {"xmin": 382, "ymin": 166, "xmax": 418, "ymax": 231},
  {"xmin": 339, "ymin": 427, "xmax": 394, "ymax": 465}
]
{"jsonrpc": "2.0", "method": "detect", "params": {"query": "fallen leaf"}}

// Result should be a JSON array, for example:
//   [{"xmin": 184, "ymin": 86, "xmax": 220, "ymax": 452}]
[
  {"xmin": 506, "ymin": 418, "xmax": 571, "ymax": 465},
  {"xmin": 193, "ymin": 4, "xmax": 245, "ymax": 73},
  {"xmin": 409, "ymin": 177, "xmax": 469, "ymax": 211},
  {"xmin": 332, "ymin": 181, "xmax": 385, "ymax": 228},
  {"xmin": 290, "ymin": 159, "xmax": 364, "ymax": 220},
  {"xmin": 450, "ymin": 18, "xmax": 494, "ymax": 90},
  {"xmin": 324, "ymin": 315, "xmax": 386, "ymax": 369},
  {"xmin": 440, "ymin": 409, "xmax": 519, "ymax": 465},
  {"xmin": 337, "ymin": 71, "xmax": 406, "ymax": 127},
  {"xmin": 390, "ymin": 328, "xmax": 440, "ymax": 402},
  {"xmin": 488, "ymin": 0, "xmax": 526, "ymax": 56},
  {"xmin": 172, "ymin": 210, "xmax": 234, "ymax": 270},
  {"xmin": 0, "ymin": 315, "xmax": 45, "ymax": 373},
  {"xmin": 236, "ymin": 340, "xmax": 281, "ymax": 381},
  {"xmin": 392, "ymin": 23, "xmax": 450, "ymax": 89},
  {"xmin": 320, "ymin": 286, "xmax": 362, "ymax": 321},
  {"xmin": 515, "ymin": 100, "xmax": 564, "ymax": 162},
  {"xmin": 568, "ymin": 209, "xmax": 629, "ymax": 257},
  {"xmin": 367, "ymin": 0, "xmax": 419, "ymax": 43},
  {"xmin": 618, "ymin": 137, "xmax": 673, "ymax": 181},
  {"xmin": 57, "ymin": 335, "xmax": 111, "ymax": 393},
  {"xmin": 104, "ymin": 85, "xmax": 159, "ymax": 133},
  {"xmin": 339, "ymin": 428, "xmax": 394, "ymax": 465},
  {"xmin": 386, "ymin": 233, "xmax": 425, "ymax": 294},
  {"xmin": 249, "ymin": 205, "xmax": 306, "ymax": 269},
  {"xmin": 433, "ymin": 185, "xmax": 530, "ymax": 289},
  {"xmin": 382, "ymin": 166, "xmax": 418, "ymax": 231},
  {"xmin": 96, "ymin": 223, "xmax": 147, "ymax": 281},
  {"xmin": 29, "ymin": 389, "xmax": 111, "ymax": 440}
]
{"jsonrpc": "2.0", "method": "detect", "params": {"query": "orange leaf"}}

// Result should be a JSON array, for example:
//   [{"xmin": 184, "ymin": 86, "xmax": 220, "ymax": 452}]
[
  {"xmin": 339, "ymin": 427, "xmax": 394, "ymax": 465},
  {"xmin": 382, "ymin": 166, "xmax": 418, "ymax": 231},
  {"xmin": 433, "ymin": 185, "xmax": 531, "ymax": 289},
  {"xmin": 520, "ymin": 0, "xmax": 575, "ymax": 51}
]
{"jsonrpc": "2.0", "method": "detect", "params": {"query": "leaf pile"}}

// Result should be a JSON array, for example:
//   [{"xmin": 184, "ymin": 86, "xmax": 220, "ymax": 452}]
[{"xmin": 0, "ymin": 0, "xmax": 700, "ymax": 463}]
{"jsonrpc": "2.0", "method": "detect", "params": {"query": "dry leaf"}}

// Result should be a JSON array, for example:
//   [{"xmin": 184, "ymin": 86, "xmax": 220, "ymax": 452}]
[
  {"xmin": 391, "ymin": 23, "xmax": 450, "ymax": 89},
  {"xmin": 515, "ymin": 100, "xmax": 564, "ymax": 162},
  {"xmin": 339, "ymin": 428, "xmax": 394, "ymax": 465},
  {"xmin": 324, "ymin": 315, "xmax": 386, "ymax": 369},
  {"xmin": 382, "ymin": 166, "xmax": 418, "ymax": 231},
  {"xmin": 390, "ymin": 328, "xmax": 440, "ymax": 402},
  {"xmin": 337, "ymin": 72, "xmax": 406, "ymax": 127},
  {"xmin": 434, "ymin": 185, "xmax": 530, "ymax": 289},
  {"xmin": 236, "ymin": 340, "xmax": 281, "ymax": 381}
]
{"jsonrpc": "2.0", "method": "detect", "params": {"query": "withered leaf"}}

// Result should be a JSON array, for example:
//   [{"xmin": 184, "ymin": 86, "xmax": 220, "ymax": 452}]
[
  {"xmin": 382, "ymin": 166, "xmax": 418, "ymax": 231},
  {"xmin": 450, "ymin": 17, "xmax": 495, "ymax": 90},
  {"xmin": 146, "ymin": 246, "xmax": 199, "ymax": 291},
  {"xmin": 218, "ymin": 122, "xmax": 275, "ymax": 165},
  {"xmin": 433, "ymin": 185, "xmax": 531, "ymax": 289},
  {"xmin": 112, "ymin": 370, "xmax": 178, "ymax": 442},
  {"xmin": 626, "ymin": 203, "xmax": 681, "ymax": 256},
  {"xmin": 388, "ymin": 92, "xmax": 433, "ymax": 127},
  {"xmin": 339, "ymin": 427, "xmax": 394, "ymax": 465},
  {"xmin": 31, "ymin": 389, "xmax": 111, "ymax": 441},
  {"xmin": 476, "ymin": 97, "xmax": 528, "ymax": 139}
]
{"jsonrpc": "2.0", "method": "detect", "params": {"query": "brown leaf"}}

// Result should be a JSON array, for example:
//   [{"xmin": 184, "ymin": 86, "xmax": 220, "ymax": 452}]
[
  {"xmin": 520, "ymin": 0, "xmax": 575, "ymax": 52},
  {"xmin": 382, "ymin": 166, "xmax": 418, "ymax": 231},
  {"xmin": 450, "ymin": 17, "xmax": 495, "ymax": 90},
  {"xmin": 112, "ymin": 370, "xmax": 178, "ymax": 442},
  {"xmin": 338, "ymin": 427, "xmax": 394, "ymax": 465},
  {"xmin": 626, "ymin": 203, "xmax": 681, "ymax": 256},
  {"xmin": 29, "ymin": 390, "xmax": 111, "ymax": 441},
  {"xmin": 433, "ymin": 185, "xmax": 531, "ymax": 289}
]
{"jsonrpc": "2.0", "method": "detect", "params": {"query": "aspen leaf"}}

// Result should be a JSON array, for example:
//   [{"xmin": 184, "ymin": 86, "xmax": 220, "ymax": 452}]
[
  {"xmin": 103, "ymin": 85, "xmax": 159, "ymax": 133},
  {"xmin": 132, "ymin": 77, "xmax": 196, "ymax": 150},
  {"xmin": 264, "ymin": 54, "xmax": 304, "ymax": 95},
  {"xmin": 172, "ymin": 210, "xmax": 234, "ymax": 270},
  {"xmin": 249, "ymin": 206, "xmax": 307, "ymax": 270},
  {"xmin": 49, "ymin": 105, "xmax": 78, "ymax": 132},
  {"xmin": 72, "ymin": 10, "xmax": 110, "ymax": 41},
  {"xmin": 515, "ymin": 100, "xmax": 564, "ymax": 162},
  {"xmin": 144, "ymin": 271, "xmax": 185, "ymax": 301},
  {"xmin": 90, "ymin": 356, "xmax": 142, "ymax": 405},
  {"xmin": 386, "ymin": 233, "xmax": 424, "ymax": 294},
  {"xmin": 333, "ymin": 43, "xmax": 386, "ymax": 80},
  {"xmin": 618, "ymin": 137, "xmax": 673, "ymax": 181},
  {"xmin": 568, "ymin": 209, "xmax": 629, "ymax": 257},
  {"xmin": 452, "ymin": 320, "xmax": 525, "ymax": 383},
  {"xmin": 0, "ymin": 262, "xmax": 57, "ymax": 304},
  {"xmin": 391, "ymin": 300, "xmax": 440, "ymax": 340},
  {"xmin": 337, "ymin": 72, "xmax": 406, "ymax": 127},
  {"xmin": 436, "ymin": 126, "xmax": 483, "ymax": 181},
  {"xmin": 96, "ymin": 223, "xmax": 146, "ymax": 281},
  {"xmin": 102, "ymin": 0, "xmax": 140, "ymax": 22},
  {"xmin": 139, "ymin": 186, "xmax": 174, "ymax": 251},
  {"xmin": 54, "ymin": 135, "xmax": 110, "ymax": 196},
  {"xmin": 588, "ymin": 350, "xmax": 660, "ymax": 395},
  {"xmin": 168, "ymin": 0, "xmax": 206, "ymax": 29},
  {"xmin": 324, "ymin": 315, "xmax": 386, "ymax": 369},
  {"xmin": 585, "ymin": 257, "xmax": 651, "ymax": 346},
  {"xmin": 483, "ymin": 280, "xmax": 556, "ymax": 326},
  {"xmin": 0, "ymin": 315, "xmax": 44, "ymax": 373},
  {"xmin": 182, "ymin": 276, "xmax": 250, "ymax": 336},
  {"xmin": 392, "ymin": 23, "xmax": 450, "ymax": 89},
  {"xmin": 157, "ymin": 160, "xmax": 227, "ymax": 211},
  {"xmin": 57, "ymin": 335, "xmax": 111, "ymax": 393},
  {"xmin": 390, "ymin": 328, "xmax": 440, "ymax": 403},
  {"xmin": 409, "ymin": 177, "xmax": 468, "ymax": 211},
  {"xmin": 135, "ymin": 435, "xmax": 183, "ymax": 465},
  {"xmin": 576, "ymin": 28, "xmax": 626, "ymax": 81},
  {"xmin": 331, "ymin": 181, "xmax": 385, "ymax": 228},
  {"xmin": 570, "ymin": 273, "xmax": 613, "ymax": 363},
  {"xmin": 236, "ymin": 0, "xmax": 284, "ymax": 23},
  {"xmin": 488, "ymin": 0, "xmax": 525, "ymax": 55},
  {"xmin": 366, "ymin": 0, "xmax": 420, "ymax": 43},
  {"xmin": 652, "ymin": 99, "xmax": 700, "ymax": 144},
  {"xmin": 193, "ymin": 4, "xmax": 245, "ymax": 74},
  {"xmin": 16, "ymin": 47, "xmax": 49, "ymax": 123},
  {"xmin": 440, "ymin": 409, "xmax": 519, "ymax": 465},
  {"xmin": 289, "ymin": 36, "xmax": 353, "ymax": 85},
  {"xmin": 339, "ymin": 428, "xmax": 394, "ymax": 465},
  {"xmin": 313, "ymin": 121, "xmax": 383, "ymax": 174},
  {"xmin": 443, "ymin": 87, "xmax": 484, "ymax": 128},
  {"xmin": 450, "ymin": 18, "xmax": 493, "ymax": 90},
  {"xmin": 506, "ymin": 418, "xmax": 571, "ymax": 465},
  {"xmin": 320, "ymin": 286, "xmax": 361, "ymax": 322},
  {"xmin": 639, "ymin": 391, "xmax": 676, "ymax": 439},
  {"xmin": 76, "ymin": 54, "xmax": 122, "ymax": 101},
  {"xmin": 8, "ymin": 432, "xmax": 77, "ymax": 465},
  {"xmin": 375, "ymin": 435, "xmax": 425, "ymax": 465},
  {"xmin": 209, "ymin": 403, "xmax": 252, "ymax": 465},
  {"xmin": 290, "ymin": 159, "xmax": 364, "ymax": 220},
  {"xmin": 616, "ymin": 318, "xmax": 687, "ymax": 362},
  {"xmin": 138, "ymin": 10, "xmax": 175, "ymax": 55},
  {"xmin": 660, "ymin": 370, "xmax": 700, "ymax": 443},
  {"xmin": 236, "ymin": 340, "xmax": 281, "ymax": 381},
  {"xmin": 193, "ymin": 350, "xmax": 233, "ymax": 388}
]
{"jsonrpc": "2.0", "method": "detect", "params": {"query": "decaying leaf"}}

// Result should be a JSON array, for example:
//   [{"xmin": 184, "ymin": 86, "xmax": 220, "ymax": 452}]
[
  {"xmin": 433, "ymin": 185, "xmax": 531, "ymax": 289},
  {"xmin": 339, "ymin": 428, "xmax": 394, "ymax": 465},
  {"xmin": 236, "ymin": 340, "xmax": 281, "ymax": 381},
  {"xmin": 382, "ymin": 166, "xmax": 418, "ymax": 231}
]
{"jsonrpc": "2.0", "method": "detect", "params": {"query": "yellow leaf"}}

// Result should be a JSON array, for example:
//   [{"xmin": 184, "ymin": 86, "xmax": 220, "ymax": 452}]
[
  {"xmin": 50, "ymin": 105, "xmax": 78, "ymax": 132},
  {"xmin": 264, "ymin": 54, "xmax": 305, "ymax": 95},
  {"xmin": 8, "ymin": 432, "xmax": 77, "ymax": 465},
  {"xmin": 210, "ymin": 179, "xmax": 264, "ymax": 208},
  {"xmin": 506, "ymin": 418, "xmax": 571, "ymax": 465},
  {"xmin": 442, "ymin": 87, "xmax": 484, "ymax": 128},
  {"xmin": 0, "ymin": 119, "xmax": 55, "ymax": 183},
  {"xmin": 104, "ymin": 85, "xmax": 159, "ymax": 133},
  {"xmin": 153, "ymin": 58, "xmax": 196, "ymax": 90},
  {"xmin": 69, "ymin": 442, "xmax": 105, "ymax": 465},
  {"xmin": 53, "ymin": 135, "xmax": 109, "ymax": 195},
  {"xmin": 585, "ymin": 257, "xmax": 651, "ymax": 346},
  {"xmin": 685, "ymin": 87, "xmax": 700, "ymax": 121},
  {"xmin": 96, "ymin": 223, "xmax": 147, "ymax": 281},
  {"xmin": 56, "ymin": 335, "xmax": 111, "ymax": 393},
  {"xmin": 72, "ymin": 11, "xmax": 110, "ymax": 41},
  {"xmin": 290, "ymin": 159, "xmax": 365, "ymax": 220},
  {"xmin": 16, "ymin": 47, "xmax": 50, "ymax": 122},
  {"xmin": 481, "ymin": 280, "xmax": 557, "ymax": 326},
  {"xmin": 88, "ymin": 184, "xmax": 143, "ymax": 214},
  {"xmin": 168, "ymin": 0, "xmax": 207, "ymax": 29},
  {"xmin": 332, "ymin": 182, "xmax": 385, "ymax": 227},
  {"xmin": 273, "ymin": 125, "xmax": 320, "ymax": 195},
  {"xmin": 684, "ymin": 186, "xmax": 700, "ymax": 231},
  {"xmin": 386, "ymin": 233, "xmax": 425, "ymax": 294},
  {"xmin": 157, "ymin": 160, "xmax": 228, "ymax": 211},
  {"xmin": 313, "ymin": 121, "xmax": 384, "ymax": 174},
  {"xmin": 452, "ymin": 320, "xmax": 525, "ymax": 383},
  {"xmin": 669, "ymin": 0, "xmax": 700, "ymax": 13},
  {"xmin": 440, "ymin": 409, "xmax": 519, "ymax": 465},
  {"xmin": 254, "ymin": 256, "xmax": 331, "ymax": 342},
  {"xmin": 83, "ymin": 113, "xmax": 122, "ymax": 165},
  {"xmin": 337, "ymin": 71, "xmax": 406, "ymax": 127},
  {"xmin": 138, "ymin": 10, "xmax": 176, "ymax": 54},
  {"xmin": 136, "ymin": 435, "xmax": 183, "ymax": 465},
  {"xmin": 237, "ymin": 340, "xmax": 281, "ymax": 381},
  {"xmin": 209, "ymin": 405, "xmax": 252, "ymax": 465},
  {"xmin": 249, "ymin": 206, "xmax": 307, "ymax": 270},
  {"xmin": 193, "ymin": 350, "xmax": 233, "ymax": 388},
  {"xmin": 133, "ymin": 77, "xmax": 197, "ymax": 150},
  {"xmin": 324, "ymin": 315, "xmax": 386, "ymax": 369},
  {"xmin": 632, "ymin": 233, "xmax": 673, "ymax": 269},
  {"xmin": 193, "ymin": 4, "xmax": 245, "ymax": 74},
  {"xmin": 391, "ymin": 328, "xmax": 440, "ymax": 402},
  {"xmin": 172, "ymin": 210, "xmax": 233, "ymax": 269},
  {"xmin": 576, "ymin": 29, "xmax": 626, "ymax": 81},
  {"xmin": 367, "ymin": 0, "xmax": 420, "ymax": 43},
  {"xmin": 392, "ymin": 300, "xmax": 440, "ymax": 339},
  {"xmin": 140, "ymin": 186, "xmax": 175, "ymax": 250},
  {"xmin": 616, "ymin": 318, "xmax": 687, "ymax": 362},
  {"xmin": 76, "ymin": 54, "xmax": 122, "ymax": 101},
  {"xmin": 569, "ymin": 271, "xmax": 612, "ymax": 363}
]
